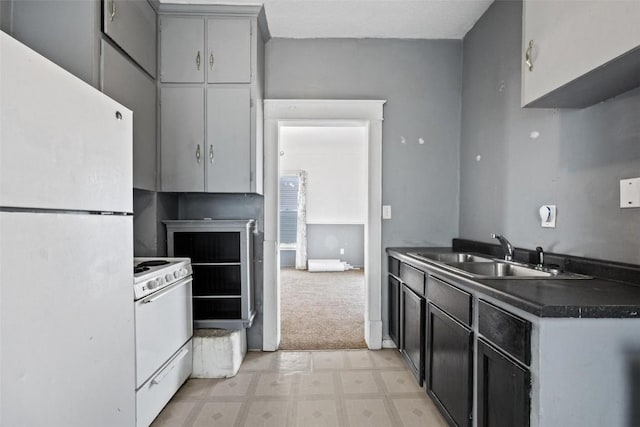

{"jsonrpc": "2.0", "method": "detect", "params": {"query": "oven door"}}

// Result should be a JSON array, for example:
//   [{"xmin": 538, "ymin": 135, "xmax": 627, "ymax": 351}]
[{"xmin": 135, "ymin": 277, "xmax": 193, "ymax": 388}]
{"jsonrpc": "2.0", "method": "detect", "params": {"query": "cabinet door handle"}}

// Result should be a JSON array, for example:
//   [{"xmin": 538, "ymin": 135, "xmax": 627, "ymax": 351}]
[
  {"xmin": 196, "ymin": 51, "xmax": 201, "ymax": 70},
  {"xmin": 209, "ymin": 145, "xmax": 214, "ymax": 163},
  {"xmin": 196, "ymin": 144, "xmax": 201, "ymax": 163},
  {"xmin": 110, "ymin": 0, "xmax": 116, "ymax": 21},
  {"xmin": 209, "ymin": 52, "xmax": 214, "ymax": 70},
  {"xmin": 525, "ymin": 40, "xmax": 534, "ymax": 71}
]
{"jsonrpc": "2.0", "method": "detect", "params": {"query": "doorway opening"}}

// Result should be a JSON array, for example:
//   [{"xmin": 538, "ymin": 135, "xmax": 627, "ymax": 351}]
[
  {"xmin": 278, "ymin": 126, "xmax": 368, "ymax": 350},
  {"xmin": 263, "ymin": 99, "xmax": 385, "ymax": 352}
]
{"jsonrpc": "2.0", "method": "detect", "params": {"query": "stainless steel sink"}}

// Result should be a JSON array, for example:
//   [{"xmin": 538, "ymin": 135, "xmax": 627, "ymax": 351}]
[
  {"xmin": 408, "ymin": 252, "xmax": 494, "ymax": 263},
  {"xmin": 447, "ymin": 261, "xmax": 591, "ymax": 279},
  {"xmin": 449, "ymin": 262, "xmax": 553, "ymax": 277}
]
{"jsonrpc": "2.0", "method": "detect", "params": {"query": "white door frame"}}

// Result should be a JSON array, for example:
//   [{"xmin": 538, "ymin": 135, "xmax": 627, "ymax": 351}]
[{"xmin": 262, "ymin": 99, "xmax": 386, "ymax": 351}]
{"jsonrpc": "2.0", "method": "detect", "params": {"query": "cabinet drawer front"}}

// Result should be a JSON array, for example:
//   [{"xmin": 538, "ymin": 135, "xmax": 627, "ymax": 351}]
[
  {"xmin": 400, "ymin": 263, "xmax": 425, "ymax": 296},
  {"xmin": 388, "ymin": 256, "xmax": 400, "ymax": 277},
  {"xmin": 428, "ymin": 276, "xmax": 472, "ymax": 327},
  {"xmin": 478, "ymin": 300, "xmax": 531, "ymax": 366}
]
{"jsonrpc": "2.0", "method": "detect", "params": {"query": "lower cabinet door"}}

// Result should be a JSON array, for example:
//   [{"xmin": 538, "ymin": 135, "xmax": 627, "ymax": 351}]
[
  {"xmin": 426, "ymin": 303, "xmax": 473, "ymax": 427},
  {"xmin": 388, "ymin": 275, "xmax": 400, "ymax": 348},
  {"xmin": 477, "ymin": 339, "xmax": 530, "ymax": 427},
  {"xmin": 400, "ymin": 284, "xmax": 425, "ymax": 384}
]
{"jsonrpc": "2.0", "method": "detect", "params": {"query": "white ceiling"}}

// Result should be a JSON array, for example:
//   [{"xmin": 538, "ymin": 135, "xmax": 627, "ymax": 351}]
[{"xmin": 164, "ymin": 0, "xmax": 495, "ymax": 39}]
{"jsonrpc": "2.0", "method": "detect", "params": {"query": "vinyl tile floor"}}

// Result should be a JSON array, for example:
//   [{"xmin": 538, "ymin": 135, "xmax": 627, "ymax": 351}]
[{"xmin": 151, "ymin": 349, "xmax": 448, "ymax": 427}]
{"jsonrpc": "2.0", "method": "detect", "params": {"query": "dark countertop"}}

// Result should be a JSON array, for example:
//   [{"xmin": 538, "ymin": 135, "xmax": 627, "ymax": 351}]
[{"xmin": 387, "ymin": 247, "xmax": 640, "ymax": 319}]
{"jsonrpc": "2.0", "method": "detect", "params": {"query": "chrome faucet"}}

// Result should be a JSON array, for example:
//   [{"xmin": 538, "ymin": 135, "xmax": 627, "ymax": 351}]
[{"xmin": 491, "ymin": 233, "xmax": 514, "ymax": 261}]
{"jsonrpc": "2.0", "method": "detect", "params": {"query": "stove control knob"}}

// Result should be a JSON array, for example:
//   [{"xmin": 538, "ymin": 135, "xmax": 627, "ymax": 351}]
[
  {"xmin": 147, "ymin": 279, "xmax": 157, "ymax": 290},
  {"xmin": 158, "ymin": 277, "xmax": 165, "ymax": 286},
  {"xmin": 181, "ymin": 268, "xmax": 188, "ymax": 276},
  {"xmin": 165, "ymin": 274, "xmax": 173, "ymax": 282},
  {"xmin": 174, "ymin": 270, "xmax": 180, "ymax": 279}
]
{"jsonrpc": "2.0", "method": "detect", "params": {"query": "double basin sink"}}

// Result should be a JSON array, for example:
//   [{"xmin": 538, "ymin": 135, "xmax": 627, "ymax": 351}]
[{"xmin": 407, "ymin": 252, "xmax": 590, "ymax": 280}]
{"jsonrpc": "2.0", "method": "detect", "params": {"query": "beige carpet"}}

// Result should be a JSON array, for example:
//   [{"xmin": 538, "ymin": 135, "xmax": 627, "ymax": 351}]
[{"xmin": 280, "ymin": 268, "xmax": 367, "ymax": 350}]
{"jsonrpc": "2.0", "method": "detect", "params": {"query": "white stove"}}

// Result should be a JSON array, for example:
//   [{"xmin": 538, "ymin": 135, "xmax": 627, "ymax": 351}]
[
  {"xmin": 133, "ymin": 257, "xmax": 193, "ymax": 427},
  {"xmin": 134, "ymin": 257, "xmax": 192, "ymax": 300}
]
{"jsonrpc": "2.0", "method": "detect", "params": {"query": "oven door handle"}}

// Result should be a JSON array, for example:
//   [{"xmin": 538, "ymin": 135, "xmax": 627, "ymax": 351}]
[
  {"xmin": 151, "ymin": 346, "xmax": 190, "ymax": 386},
  {"xmin": 141, "ymin": 277, "xmax": 192, "ymax": 304}
]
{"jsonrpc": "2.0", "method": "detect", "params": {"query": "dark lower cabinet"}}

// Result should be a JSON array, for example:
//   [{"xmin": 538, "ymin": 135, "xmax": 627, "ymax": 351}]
[
  {"xmin": 477, "ymin": 339, "xmax": 530, "ymax": 427},
  {"xmin": 388, "ymin": 275, "xmax": 401, "ymax": 348},
  {"xmin": 400, "ymin": 284, "xmax": 425, "ymax": 385},
  {"xmin": 426, "ymin": 303, "xmax": 473, "ymax": 427}
]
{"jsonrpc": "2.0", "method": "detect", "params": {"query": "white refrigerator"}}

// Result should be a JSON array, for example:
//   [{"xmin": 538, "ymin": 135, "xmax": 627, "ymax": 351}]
[{"xmin": 0, "ymin": 31, "xmax": 135, "ymax": 426}]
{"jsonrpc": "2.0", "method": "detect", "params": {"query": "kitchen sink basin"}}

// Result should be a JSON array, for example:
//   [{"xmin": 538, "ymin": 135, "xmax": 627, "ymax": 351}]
[
  {"xmin": 449, "ymin": 262, "xmax": 553, "ymax": 278},
  {"xmin": 408, "ymin": 252, "xmax": 494, "ymax": 263},
  {"xmin": 447, "ymin": 261, "xmax": 591, "ymax": 279}
]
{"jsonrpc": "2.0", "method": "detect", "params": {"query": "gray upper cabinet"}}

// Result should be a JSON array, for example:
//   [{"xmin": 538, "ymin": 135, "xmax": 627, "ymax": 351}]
[
  {"xmin": 101, "ymin": 40, "xmax": 157, "ymax": 191},
  {"xmin": 161, "ymin": 87, "xmax": 250, "ymax": 192},
  {"xmin": 102, "ymin": 0, "xmax": 157, "ymax": 78},
  {"xmin": 157, "ymin": 5, "xmax": 268, "ymax": 194},
  {"xmin": 522, "ymin": 0, "xmax": 640, "ymax": 108},
  {"xmin": 160, "ymin": 16, "xmax": 205, "ymax": 83},
  {"xmin": 161, "ymin": 87, "xmax": 205, "ymax": 192},
  {"xmin": 207, "ymin": 18, "xmax": 251, "ymax": 83},
  {"xmin": 206, "ymin": 87, "xmax": 251, "ymax": 192}
]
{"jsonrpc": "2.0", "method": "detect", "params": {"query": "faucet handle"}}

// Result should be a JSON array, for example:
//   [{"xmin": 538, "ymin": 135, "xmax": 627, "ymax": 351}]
[
  {"xmin": 536, "ymin": 246, "xmax": 544, "ymax": 267},
  {"xmin": 490, "ymin": 233, "xmax": 498, "ymax": 239}
]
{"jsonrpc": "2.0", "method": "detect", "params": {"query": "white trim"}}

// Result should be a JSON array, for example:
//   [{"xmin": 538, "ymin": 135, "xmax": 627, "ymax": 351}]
[
  {"xmin": 382, "ymin": 339, "xmax": 397, "ymax": 349},
  {"xmin": 263, "ymin": 99, "xmax": 385, "ymax": 351}
]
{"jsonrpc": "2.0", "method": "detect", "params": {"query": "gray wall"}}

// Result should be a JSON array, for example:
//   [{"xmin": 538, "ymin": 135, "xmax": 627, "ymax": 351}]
[
  {"xmin": 308, "ymin": 224, "xmax": 364, "ymax": 267},
  {"xmin": 266, "ymin": 38, "xmax": 463, "ymax": 338},
  {"xmin": 133, "ymin": 190, "xmax": 178, "ymax": 257},
  {"xmin": 460, "ymin": 1, "xmax": 640, "ymax": 265},
  {"xmin": 280, "ymin": 224, "xmax": 365, "ymax": 268},
  {"xmin": 178, "ymin": 194, "xmax": 264, "ymax": 350}
]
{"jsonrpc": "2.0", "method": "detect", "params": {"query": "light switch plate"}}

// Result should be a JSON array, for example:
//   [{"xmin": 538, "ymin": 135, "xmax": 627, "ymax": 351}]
[
  {"xmin": 620, "ymin": 177, "xmax": 640, "ymax": 208},
  {"xmin": 382, "ymin": 205, "xmax": 392, "ymax": 219}
]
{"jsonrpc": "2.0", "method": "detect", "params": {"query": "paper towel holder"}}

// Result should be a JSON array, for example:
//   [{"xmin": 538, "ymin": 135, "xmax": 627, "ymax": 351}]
[{"xmin": 539, "ymin": 205, "xmax": 556, "ymax": 228}]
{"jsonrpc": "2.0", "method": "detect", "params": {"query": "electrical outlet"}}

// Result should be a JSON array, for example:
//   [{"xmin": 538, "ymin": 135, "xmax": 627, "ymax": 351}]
[
  {"xmin": 620, "ymin": 177, "xmax": 640, "ymax": 208},
  {"xmin": 340, "ymin": 248, "xmax": 345, "ymax": 255}
]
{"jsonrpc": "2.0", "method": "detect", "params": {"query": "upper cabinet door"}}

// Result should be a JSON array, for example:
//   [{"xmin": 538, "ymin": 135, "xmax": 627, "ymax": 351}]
[
  {"xmin": 101, "ymin": 40, "xmax": 157, "ymax": 192},
  {"xmin": 207, "ymin": 18, "xmax": 251, "ymax": 83},
  {"xmin": 160, "ymin": 17, "xmax": 205, "ymax": 83},
  {"xmin": 161, "ymin": 87, "xmax": 205, "ymax": 192},
  {"xmin": 206, "ymin": 87, "xmax": 251, "ymax": 192},
  {"xmin": 102, "ymin": 0, "xmax": 157, "ymax": 78},
  {"xmin": 522, "ymin": 0, "xmax": 640, "ymax": 108}
]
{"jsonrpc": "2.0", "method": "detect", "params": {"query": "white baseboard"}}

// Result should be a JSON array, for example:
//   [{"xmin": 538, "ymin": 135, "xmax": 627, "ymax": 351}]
[{"xmin": 382, "ymin": 339, "xmax": 397, "ymax": 349}]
